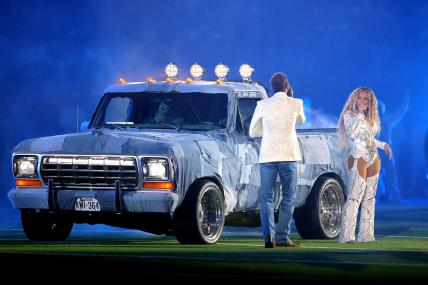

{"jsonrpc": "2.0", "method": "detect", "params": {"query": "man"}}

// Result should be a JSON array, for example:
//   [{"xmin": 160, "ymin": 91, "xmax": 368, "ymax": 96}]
[{"xmin": 249, "ymin": 72, "xmax": 306, "ymax": 248}]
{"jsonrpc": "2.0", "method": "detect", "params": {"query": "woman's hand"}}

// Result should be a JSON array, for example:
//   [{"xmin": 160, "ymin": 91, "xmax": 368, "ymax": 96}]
[{"xmin": 384, "ymin": 143, "xmax": 392, "ymax": 160}]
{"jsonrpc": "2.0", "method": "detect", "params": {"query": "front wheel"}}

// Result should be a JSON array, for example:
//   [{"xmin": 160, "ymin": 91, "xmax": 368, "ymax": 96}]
[
  {"xmin": 294, "ymin": 177, "xmax": 344, "ymax": 239},
  {"xmin": 21, "ymin": 209, "xmax": 73, "ymax": 241},
  {"xmin": 174, "ymin": 180, "xmax": 225, "ymax": 244}
]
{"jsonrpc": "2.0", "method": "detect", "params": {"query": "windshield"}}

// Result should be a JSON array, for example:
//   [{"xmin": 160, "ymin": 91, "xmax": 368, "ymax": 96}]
[{"xmin": 92, "ymin": 92, "xmax": 229, "ymax": 131}]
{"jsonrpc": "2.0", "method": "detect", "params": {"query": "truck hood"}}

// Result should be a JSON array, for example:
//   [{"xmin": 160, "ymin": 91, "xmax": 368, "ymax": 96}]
[{"xmin": 13, "ymin": 129, "xmax": 223, "ymax": 156}]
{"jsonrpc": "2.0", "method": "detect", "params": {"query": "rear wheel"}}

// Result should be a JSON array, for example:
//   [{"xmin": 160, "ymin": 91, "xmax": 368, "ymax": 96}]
[
  {"xmin": 294, "ymin": 177, "xmax": 344, "ymax": 239},
  {"xmin": 21, "ymin": 209, "xmax": 73, "ymax": 241},
  {"xmin": 175, "ymin": 180, "xmax": 225, "ymax": 244}
]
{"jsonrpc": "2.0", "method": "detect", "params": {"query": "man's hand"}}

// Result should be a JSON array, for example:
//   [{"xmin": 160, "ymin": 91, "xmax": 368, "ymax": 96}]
[{"xmin": 384, "ymin": 143, "xmax": 392, "ymax": 160}]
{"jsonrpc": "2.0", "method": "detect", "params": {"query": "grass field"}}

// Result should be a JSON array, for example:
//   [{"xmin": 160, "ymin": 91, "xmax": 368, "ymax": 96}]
[{"xmin": 0, "ymin": 203, "xmax": 427, "ymax": 281}]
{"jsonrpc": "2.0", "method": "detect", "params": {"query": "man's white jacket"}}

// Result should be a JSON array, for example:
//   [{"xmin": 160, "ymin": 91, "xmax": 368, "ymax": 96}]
[{"xmin": 249, "ymin": 92, "xmax": 306, "ymax": 163}]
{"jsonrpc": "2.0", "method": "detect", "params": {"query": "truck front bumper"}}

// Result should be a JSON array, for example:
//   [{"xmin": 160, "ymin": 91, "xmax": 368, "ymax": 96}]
[{"xmin": 8, "ymin": 188, "xmax": 178, "ymax": 213}]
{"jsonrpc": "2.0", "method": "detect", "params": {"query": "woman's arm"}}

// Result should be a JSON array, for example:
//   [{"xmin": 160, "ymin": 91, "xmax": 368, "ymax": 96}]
[
  {"xmin": 343, "ymin": 112, "xmax": 365, "ymax": 140},
  {"xmin": 374, "ymin": 138, "xmax": 386, "ymax": 149}
]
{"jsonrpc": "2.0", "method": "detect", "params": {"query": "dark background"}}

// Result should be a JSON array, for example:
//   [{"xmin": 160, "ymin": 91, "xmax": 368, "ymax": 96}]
[{"xmin": 1, "ymin": 0, "xmax": 427, "ymax": 208}]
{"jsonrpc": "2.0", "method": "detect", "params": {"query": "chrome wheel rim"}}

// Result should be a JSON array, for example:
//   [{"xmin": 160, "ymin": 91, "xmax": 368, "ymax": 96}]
[
  {"xmin": 319, "ymin": 183, "xmax": 342, "ymax": 237},
  {"xmin": 198, "ymin": 188, "xmax": 224, "ymax": 242}
]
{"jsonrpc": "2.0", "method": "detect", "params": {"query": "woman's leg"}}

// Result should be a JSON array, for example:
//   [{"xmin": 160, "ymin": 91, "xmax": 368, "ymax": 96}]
[
  {"xmin": 358, "ymin": 156, "xmax": 381, "ymax": 242},
  {"xmin": 339, "ymin": 156, "xmax": 367, "ymax": 243}
]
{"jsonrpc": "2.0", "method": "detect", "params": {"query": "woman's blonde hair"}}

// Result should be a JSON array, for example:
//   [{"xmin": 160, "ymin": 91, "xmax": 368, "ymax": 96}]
[{"xmin": 338, "ymin": 87, "xmax": 380, "ymax": 148}]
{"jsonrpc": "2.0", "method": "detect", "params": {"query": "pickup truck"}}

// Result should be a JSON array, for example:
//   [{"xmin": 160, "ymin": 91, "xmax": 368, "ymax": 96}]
[{"xmin": 8, "ymin": 64, "xmax": 347, "ymax": 244}]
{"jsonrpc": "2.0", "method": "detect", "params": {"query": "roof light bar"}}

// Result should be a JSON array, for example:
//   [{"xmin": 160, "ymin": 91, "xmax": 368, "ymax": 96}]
[
  {"xmin": 214, "ymin": 63, "xmax": 229, "ymax": 81},
  {"xmin": 165, "ymin": 63, "xmax": 178, "ymax": 79},
  {"xmin": 190, "ymin": 63, "xmax": 204, "ymax": 80},
  {"xmin": 239, "ymin": 64, "xmax": 254, "ymax": 81}
]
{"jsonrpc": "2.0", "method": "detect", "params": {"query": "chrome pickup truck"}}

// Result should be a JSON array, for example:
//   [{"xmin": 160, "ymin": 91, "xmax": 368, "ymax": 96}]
[{"xmin": 8, "ymin": 64, "xmax": 347, "ymax": 244}]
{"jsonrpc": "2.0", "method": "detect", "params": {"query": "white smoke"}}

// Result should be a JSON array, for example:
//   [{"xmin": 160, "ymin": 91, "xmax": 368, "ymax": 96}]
[{"xmin": 298, "ymin": 107, "xmax": 338, "ymax": 129}]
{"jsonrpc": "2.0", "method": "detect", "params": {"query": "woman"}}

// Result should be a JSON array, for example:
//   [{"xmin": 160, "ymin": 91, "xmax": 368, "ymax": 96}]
[{"xmin": 338, "ymin": 87, "xmax": 392, "ymax": 243}]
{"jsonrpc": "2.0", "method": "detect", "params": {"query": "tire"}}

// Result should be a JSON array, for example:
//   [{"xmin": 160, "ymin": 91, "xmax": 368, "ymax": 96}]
[
  {"xmin": 294, "ymin": 177, "xmax": 344, "ymax": 239},
  {"xmin": 21, "ymin": 209, "xmax": 73, "ymax": 241},
  {"xmin": 174, "ymin": 180, "xmax": 225, "ymax": 244}
]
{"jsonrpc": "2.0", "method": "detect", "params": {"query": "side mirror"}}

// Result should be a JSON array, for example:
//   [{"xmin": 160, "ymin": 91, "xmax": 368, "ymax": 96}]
[{"xmin": 79, "ymin": 121, "xmax": 89, "ymax": 132}]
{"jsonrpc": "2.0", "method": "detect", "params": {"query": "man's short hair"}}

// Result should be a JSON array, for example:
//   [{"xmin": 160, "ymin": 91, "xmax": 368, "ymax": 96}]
[{"xmin": 271, "ymin": 72, "xmax": 289, "ymax": 93}]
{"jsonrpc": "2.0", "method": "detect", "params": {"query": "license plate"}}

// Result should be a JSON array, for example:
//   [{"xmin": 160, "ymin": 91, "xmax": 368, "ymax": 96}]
[{"xmin": 74, "ymin": 197, "xmax": 100, "ymax": 211}]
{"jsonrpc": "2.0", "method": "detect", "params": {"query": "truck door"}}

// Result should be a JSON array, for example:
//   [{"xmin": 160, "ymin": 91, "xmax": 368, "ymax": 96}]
[{"xmin": 233, "ymin": 97, "xmax": 265, "ymax": 210}]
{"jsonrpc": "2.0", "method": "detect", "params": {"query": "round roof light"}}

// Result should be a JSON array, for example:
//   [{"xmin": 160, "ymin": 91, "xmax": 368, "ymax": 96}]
[
  {"xmin": 214, "ymin": 63, "xmax": 229, "ymax": 80},
  {"xmin": 190, "ymin": 63, "xmax": 204, "ymax": 80},
  {"xmin": 165, "ymin": 63, "xmax": 178, "ymax": 78},
  {"xmin": 239, "ymin": 64, "xmax": 254, "ymax": 81}
]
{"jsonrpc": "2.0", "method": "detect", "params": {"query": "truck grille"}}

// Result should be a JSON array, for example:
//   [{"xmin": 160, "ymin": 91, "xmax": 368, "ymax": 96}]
[{"xmin": 41, "ymin": 156, "xmax": 138, "ymax": 189}]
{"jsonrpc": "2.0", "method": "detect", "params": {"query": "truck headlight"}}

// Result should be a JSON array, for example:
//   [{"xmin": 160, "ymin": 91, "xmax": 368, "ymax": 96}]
[
  {"xmin": 142, "ymin": 158, "xmax": 169, "ymax": 181},
  {"xmin": 13, "ymin": 156, "xmax": 38, "ymax": 178}
]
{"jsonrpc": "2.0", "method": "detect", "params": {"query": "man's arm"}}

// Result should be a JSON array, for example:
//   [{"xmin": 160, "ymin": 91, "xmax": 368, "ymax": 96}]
[
  {"xmin": 296, "ymin": 99, "xmax": 306, "ymax": 125},
  {"xmin": 249, "ymin": 103, "xmax": 263, "ymax": 138}
]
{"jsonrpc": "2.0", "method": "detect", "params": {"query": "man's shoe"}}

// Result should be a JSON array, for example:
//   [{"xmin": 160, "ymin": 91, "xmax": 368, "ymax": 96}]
[
  {"xmin": 276, "ymin": 240, "xmax": 301, "ymax": 247},
  {"xmin": 264, "ymin": 235, "xmax": 276, "ymax": 248}
]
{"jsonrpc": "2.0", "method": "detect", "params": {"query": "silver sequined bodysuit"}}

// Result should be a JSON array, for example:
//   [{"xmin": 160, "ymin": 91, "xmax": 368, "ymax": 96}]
[{"xmin": 343, "ymin": 111, "xmax": 386, "ymax": 167}]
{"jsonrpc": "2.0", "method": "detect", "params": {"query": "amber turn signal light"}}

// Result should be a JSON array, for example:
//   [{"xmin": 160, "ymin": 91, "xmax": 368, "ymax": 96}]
[
  {"xmin": 143, "ymin": 182, "xmax": 174, "ymax": 190},
  {"xmin": 16, "ymin": 179, "xmax": 42, "ymax": 187}
]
